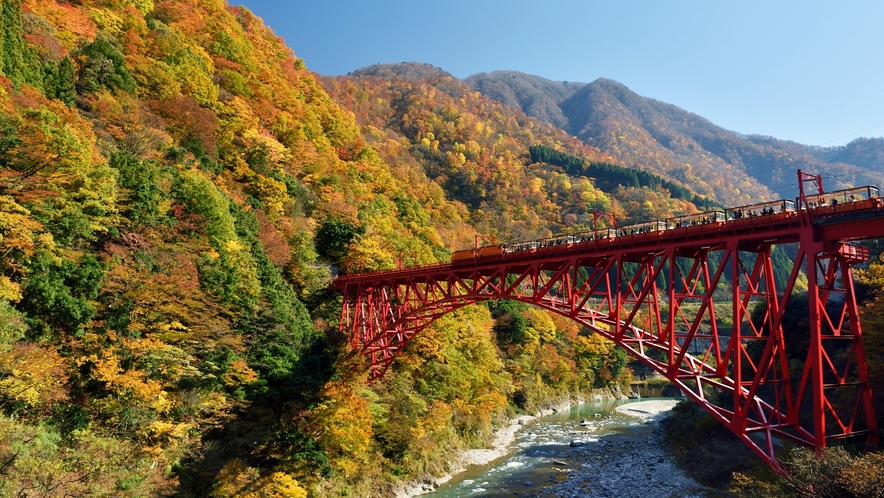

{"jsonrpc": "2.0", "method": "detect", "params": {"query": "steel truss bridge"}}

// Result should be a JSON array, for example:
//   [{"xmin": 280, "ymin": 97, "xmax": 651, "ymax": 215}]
[{"xmin": 333, "ymin": 177, "xmax": 882, "ymax": 469}]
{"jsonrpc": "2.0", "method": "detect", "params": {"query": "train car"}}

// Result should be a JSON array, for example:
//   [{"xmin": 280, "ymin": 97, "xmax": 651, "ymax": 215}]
[
  {"xmin": 802, "ymin": 186, "xmax": 881, "ymax": 214},
  {"xmin": 504, "ymin": 241, "xmax": 540, "ymax": 253},
  {"xmin": 595, "ymin": 227, "xmax": 619, "ymax": 240},
  {"xmin": 567, "ymin": 228, "xmax": 619, "ymax": 243},
  {"xmin": 726, "ymin": 199, "xmax": 795, "ymax": 220},
  {"xmin": 534, "ymin": 235, "xmax": 569, "ymax": 250},
  {"xmin": 478, "ymin": 245, "xmax": 504, "ymax": 258},
  {"xmin": 451, "ymin": 249, "xmax": 475, "ymax": 262},
  {"xmin": 617, "ymin": 220, "xmax": 670, "ymax": 237},
  {"xmin": 669, "ymin": 210, "xmax": 726, "ymax": 229}
]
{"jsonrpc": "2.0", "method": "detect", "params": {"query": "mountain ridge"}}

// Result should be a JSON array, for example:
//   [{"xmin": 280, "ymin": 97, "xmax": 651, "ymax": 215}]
[{"xmin": 457, "ymin": 68, "xmax": 884, "ymax": 201}]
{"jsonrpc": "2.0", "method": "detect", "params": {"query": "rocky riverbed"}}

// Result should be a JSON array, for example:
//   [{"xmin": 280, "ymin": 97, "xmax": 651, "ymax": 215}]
[
  {"xmin": 426, "ymin": 399, "xmax": 708, "ymax": 497},
  {"xmin": 515, "ymin": 400, "xmax": 706, "ymax": 497}
]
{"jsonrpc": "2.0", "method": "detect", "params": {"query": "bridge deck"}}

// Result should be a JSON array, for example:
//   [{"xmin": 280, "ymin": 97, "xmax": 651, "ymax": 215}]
[{"xmin": 335, "ymin": 201, "xmax": 884, "ymax": 287}]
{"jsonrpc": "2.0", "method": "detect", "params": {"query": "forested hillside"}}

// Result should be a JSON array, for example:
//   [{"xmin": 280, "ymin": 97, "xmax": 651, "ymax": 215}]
[
  {"xmin": 467, "ymin": 71, "xmax": 884, "ymax": 202},
  {"xmin": 0, "ymin": 2, "xmax": 685, "ymax": 496},
  {"xmin": 324, "ymin": 63, "xmax": 705, "ymax": 233}
]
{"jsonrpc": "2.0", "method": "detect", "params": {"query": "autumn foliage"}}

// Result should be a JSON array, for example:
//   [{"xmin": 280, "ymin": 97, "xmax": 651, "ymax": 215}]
[{"xmin": 1, "ymin": 1, "xmax": 880, "ymax": 497}]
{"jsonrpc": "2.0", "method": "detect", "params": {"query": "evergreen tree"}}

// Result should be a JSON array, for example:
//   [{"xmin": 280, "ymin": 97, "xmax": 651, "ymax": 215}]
[
  {"xmin": 0, "ymin": 0, "xmax": 44, "ymax": 90},
  {"xmin": 75, "ymin": 39, "xmax": 137, "ymax": 94},
  {"xmin": 48, "ymin": 57, "xmax": 77, "ymax": 106},
  {"xmin": 1, "ymin": 0, "xmax": 28, "ymax": 86}
]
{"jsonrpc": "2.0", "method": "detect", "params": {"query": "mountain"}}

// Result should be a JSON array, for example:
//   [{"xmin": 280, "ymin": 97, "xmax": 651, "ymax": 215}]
[
  {"xmin": 322, "ymin": 65, "xmax": 711, "ymax": 239},
  {"xmin": 465, "ymin": 71, "xmax": 884, "ymax": 202},
  {"xmin": 465, "ymin": 70, "xmax": 583, "ymax": 130}
]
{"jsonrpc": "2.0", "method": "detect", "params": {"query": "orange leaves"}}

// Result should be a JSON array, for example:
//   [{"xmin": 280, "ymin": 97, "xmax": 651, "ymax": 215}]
[
  {"xmin": 24, "ymin": 0, "xmax": 97, "ymax": 48},
  {"xmin": 221, "ymin": 359, "xmax": 257, "ymax": 387},
  {"xmin": 149, "ymin": 95, "xmax": 218, "ymax": 156}
]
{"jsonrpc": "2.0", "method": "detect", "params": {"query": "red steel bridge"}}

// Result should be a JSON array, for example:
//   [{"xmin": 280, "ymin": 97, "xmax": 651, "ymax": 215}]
[{"xmin": 333, "ymin": 172, "xmax": 883, "ymax": 469}]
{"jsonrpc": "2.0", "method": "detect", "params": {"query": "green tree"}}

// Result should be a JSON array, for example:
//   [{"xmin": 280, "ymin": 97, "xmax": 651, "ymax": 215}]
[
  {"xmin": 1, "ymin": 0, "xmax": 27, "ymax": 87},
  {"xmin": 20, "ymin": 253, "xmax": 104, "ymax": 338},
  {"xmin": 46, "ymin": 57, "xmax": 77, "ymax": 106},
  {"xmin": 315, "ymin": 219, "xmax": 363, "ymax": 265},
  {"xmin": 75, "ymin": 39, "xmax": 136, "ymax": 94}
]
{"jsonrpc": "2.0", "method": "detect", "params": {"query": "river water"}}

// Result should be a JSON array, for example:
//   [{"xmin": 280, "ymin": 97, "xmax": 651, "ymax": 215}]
[{"xmin": 431, "ymin": 398, "xmax": 665, "ymax": 497}]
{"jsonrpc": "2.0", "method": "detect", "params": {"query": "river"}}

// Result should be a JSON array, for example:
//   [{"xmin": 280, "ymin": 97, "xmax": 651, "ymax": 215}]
[{"xmin": 429, "ymin": 398, "xmax": 703, "ymax": 497}]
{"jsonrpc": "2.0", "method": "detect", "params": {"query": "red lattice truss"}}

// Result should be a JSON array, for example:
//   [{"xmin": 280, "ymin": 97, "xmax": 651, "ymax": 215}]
[{"xmin": 335, "ymin": 206, "xmax": 883, "ymax": 470}]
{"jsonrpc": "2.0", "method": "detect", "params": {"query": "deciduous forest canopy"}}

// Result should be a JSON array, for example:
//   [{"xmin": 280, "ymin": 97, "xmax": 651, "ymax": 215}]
[{"xmin": 0, "ymin": 1, "xmax": 882, "ymax": 497}]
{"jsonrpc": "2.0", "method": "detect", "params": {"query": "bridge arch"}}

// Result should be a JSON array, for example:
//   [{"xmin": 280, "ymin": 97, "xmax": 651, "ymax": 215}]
[{"xmin": 336, "ymin": 212, "xmax": 881, "ymax": 470}]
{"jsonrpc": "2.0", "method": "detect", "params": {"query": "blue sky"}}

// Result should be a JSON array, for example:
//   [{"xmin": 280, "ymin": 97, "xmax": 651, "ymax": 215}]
[{"xmin": 238, "ymin": 1, "xmax": 884, "ymax": 147}]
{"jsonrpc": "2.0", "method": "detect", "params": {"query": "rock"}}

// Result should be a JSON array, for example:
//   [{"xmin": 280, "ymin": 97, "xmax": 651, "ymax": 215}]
[
  {"xmin": 569, "ymin": 439, "xmax": 585, "ymax": 447},
  {"xmin": 523, "ymin": 480, "xmax": 534, "ymax": 486},
  {"xmin": 552, "ymin": 460, "xmax": 568, "ymax": 466}
]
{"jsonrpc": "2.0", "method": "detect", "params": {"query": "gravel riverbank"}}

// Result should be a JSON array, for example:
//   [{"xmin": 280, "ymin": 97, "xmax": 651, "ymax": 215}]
[
  {"xmin": 394, "ymin": 399, "xmax": 707, "ymax": 497},
  {"xmin": 520, "ymin": 400, "xmax": 706, "ymax": 498}
]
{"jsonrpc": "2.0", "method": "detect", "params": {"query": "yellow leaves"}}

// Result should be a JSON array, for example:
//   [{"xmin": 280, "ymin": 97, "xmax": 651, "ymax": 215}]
[
  {"xmin": 0, "ymin": 194, "xmax": 51, "ymax": 298},
  {"xmin": 88, "ymin": 347, "xmax": 165, "ymax": 409},
  {"xmin": 213, "ymin": 460, "xmax": 309, "ymax": 498},
  {"xmin": 221, "ymin": 238, "xmax": 245, "ymax": 254},
  {"xmin": 143, "ymin": 420, "xmax": 193, "ymax": 445},
  {"xmin": 130, "ymin": 0, "xmax": 155, "ymax": 15},
  {"xmin": 244, "ymin": 128, "xmax": 294, "ymax": 166},
  {"xmin": 343, "ymin": 235, "xmax": 396, "ymax": 273},
  {"xmin": 529, "ymin": 178, "xmax": 544, "ymax": 194},
  {"xmin": 86, "ymin": 8, "xmax": 124, "ymax": 36},
  {"xmin": 574, "ymin": 333, "xmax": 615, "ymax": 357},
  {"xmin": 0, "ymin": 344, "xmax": 68, "ymax": 409},
  {"xmin": 856, "ymin": 258, "xmax": 884, "ymax": 293},
  {"xmin": 521, "ymin": 308, "xmax": 557, "ymax": 343},
  {"xmin": 0, "ymin": 278, "xmax": 21, "ymax": 302},
  {"xmin": 252, "ymin": 175, "xmax": 289, "ymax": 220},
  {"xmin": 172, "ymin": 63, "xmax": 219, "ymax": 107},
  {"xmin": 83, "ymin": 337, "xmax": 202, "ymax": 414},
  {"xmin": 157, "ymin": 320, "xmax": 190, "ymax": 344},
  {"xmin": 445, "ymin": 150, "xmax": 466, "ymax": 168},
  {"xmin": 3, "ymin": 90, "xmax": 119, "ymax": 240},
  {"xmin": 308, "ymin": 380, "xmax": 374, "ymax": 477}
]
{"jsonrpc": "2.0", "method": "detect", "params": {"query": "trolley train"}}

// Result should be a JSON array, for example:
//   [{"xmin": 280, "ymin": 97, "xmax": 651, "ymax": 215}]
[{"xmin": 451, "ymin": 185, "xmax": 881, "ymax": 263}]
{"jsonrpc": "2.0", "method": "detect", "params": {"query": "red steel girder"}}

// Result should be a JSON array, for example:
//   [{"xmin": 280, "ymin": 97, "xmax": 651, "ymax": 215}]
[{"xmin": 336, "ymin": 213, "xmax": 882, "ymax": 471}]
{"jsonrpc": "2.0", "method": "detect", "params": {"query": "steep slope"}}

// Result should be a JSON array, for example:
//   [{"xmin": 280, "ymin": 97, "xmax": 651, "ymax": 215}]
[
  {"xmin": 0, "ymin": 4, "xmax": 676, "ymax": 497},
  {"xmin": 464, "ymin": 70, "xmax": 582, "ymax": 130},
  {"xmin": 323, "ymin": 65, "xmax": 708, "ymax": 238},
  {"xmin": 466, "ymin": 71, "xmax": 884, "ymax": 201},
  {"xmin": 0, "ymin": 1, "xmax": 477, "ymax": 495},
  {"xmin": 559, "ymin": 78, "xmax": 772, "ymax": 205}
]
